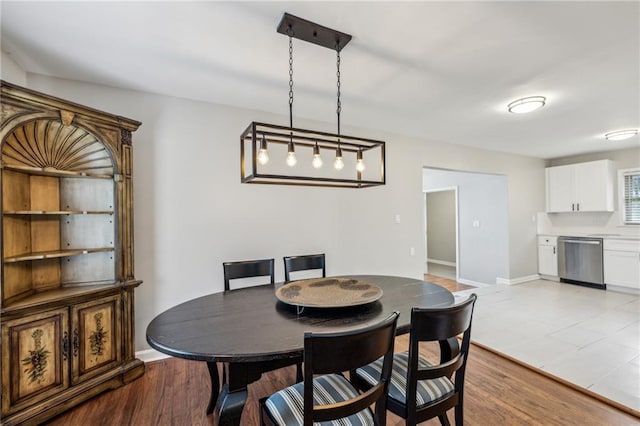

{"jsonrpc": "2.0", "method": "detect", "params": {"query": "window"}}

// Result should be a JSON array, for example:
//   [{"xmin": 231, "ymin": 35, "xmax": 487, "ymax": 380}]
[{"xmin": 620, "ymin": 168, "xmax": 640, "ymax": 225}]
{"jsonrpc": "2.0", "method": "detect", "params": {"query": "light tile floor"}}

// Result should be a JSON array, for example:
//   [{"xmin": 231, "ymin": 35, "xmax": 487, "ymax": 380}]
[{"xmin": 455, "ymin": 280, "xmax": 640, "ymax": 412}]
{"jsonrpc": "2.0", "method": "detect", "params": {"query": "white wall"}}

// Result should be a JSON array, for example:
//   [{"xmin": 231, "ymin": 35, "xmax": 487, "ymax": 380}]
[
  {"xmin": 1, "ymin": 51, "xmax": 27, "ymax": 86},
  {"xmin": 548, "ymin": 147, "xmax": 640, "ymax": 170},
  {"xmin": 23, "ymin": 74, "xmax": 546, "ymax": 350},
  {"xmin": 424, "ymin": 169, "xmax": 509, "ymax": 285},
  {"xmin": 414, "ymin": 140, "xmax": 546, "ymax": 280}
]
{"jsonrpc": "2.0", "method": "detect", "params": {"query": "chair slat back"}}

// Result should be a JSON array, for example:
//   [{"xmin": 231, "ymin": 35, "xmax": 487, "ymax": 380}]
[
  {"xmin": 283, "ymin": 253, "xmax": 326, "ymax": 282},
  {"xmin": 410, "ymin": 295, "xmax": 476, "ymax": 342},
  {"xmin": 406, "ymin": 294, "xmax": 477, "ymax": 415},
  {"xmin": 223, "ymin": 258, "xmax": 275, "ymax": 291},
  {"xmin": 303, "ymin": 312, "xmax": 399, "ymax": 425}
]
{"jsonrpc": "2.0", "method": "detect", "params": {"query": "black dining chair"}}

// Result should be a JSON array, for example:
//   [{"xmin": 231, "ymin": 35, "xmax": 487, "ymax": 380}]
[
  {"xmin": 352, "ymin": 294, "xmax": 477, "ymax": 426},
  {"xmin": 283, "ymin": 253, "xmax": 326, "ymax": 282},
  {"xmin": 205, "ymin": 259, "xmax": 302, "ymax": 414},
  {"xmin": 223, "ymin": 258, "xmax": 275, "ymax": 291},
  {"xmin": 261, "ymin": 311, "xmax": 399, "ymax": 426}
]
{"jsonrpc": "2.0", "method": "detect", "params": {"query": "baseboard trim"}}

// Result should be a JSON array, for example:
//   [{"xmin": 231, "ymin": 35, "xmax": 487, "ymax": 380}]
[
  {"xmin": 457, "ymin": 278, "xmax": 491, "ymax": 287},
  {"xmin": 496, "ymin": 274, "xmax": 540, "ymax": 285},
  {"xmin": 539, "ymin": 275, "xmax": 560, "ymax": 282},
  {"xmin": 136, "ymin": 348, "xmax": 170, "ymax": 363},
  {"xmin": 606, "ymin": 284, "xmax": 640, "ymax": 295},
  {"xmin": 427, "ymin": 259, "xmax": 456, "ymax": 267}
]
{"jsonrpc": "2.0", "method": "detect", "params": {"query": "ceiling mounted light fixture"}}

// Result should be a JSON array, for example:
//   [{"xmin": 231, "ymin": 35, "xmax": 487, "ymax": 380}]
[
  {"xmin": 240, "ymin": 13, "xmax": 385, "ymax": 188},
  {"xmin": 507, "ymin": 96, "xmax": 546, "ymax": 114},
  {"xmin": 605, "ymin": 129, "xmax": 638, "ymax": 141}
]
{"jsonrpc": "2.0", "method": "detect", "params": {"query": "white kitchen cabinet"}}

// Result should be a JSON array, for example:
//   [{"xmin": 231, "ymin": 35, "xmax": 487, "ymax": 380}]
[
  {"xmin": 538, "ymin": 236, "xmax": 558, "ymax": 277},
  {"xmin": 603, "ymin": 239, "xmax": 640, "ymax": 289},
  {"xmin": 546, "ymin": 160, "xmax": 614, "ymax": 213}
]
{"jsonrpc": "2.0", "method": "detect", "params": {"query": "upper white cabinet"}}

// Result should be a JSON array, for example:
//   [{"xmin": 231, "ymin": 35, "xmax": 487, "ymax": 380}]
[{"xmin": 546, "ymin": 160, "xmax": 614, "ymax": 213}]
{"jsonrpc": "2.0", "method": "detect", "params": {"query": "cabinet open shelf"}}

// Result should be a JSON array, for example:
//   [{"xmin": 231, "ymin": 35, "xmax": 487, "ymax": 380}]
[
  {"xmin": 3, "ymin": 210, "xmax": 114, "ymax": 215},
  {"xmin": 1, "ymin": 282, "xmax": 117, "ymax": 313},
  {"xmin": 4, "ymin": 247, "xmax": 114, "ymax": 263},
  {"xmin": 2, "ymin": 164, "xmax": 113, "ymax": 180}
]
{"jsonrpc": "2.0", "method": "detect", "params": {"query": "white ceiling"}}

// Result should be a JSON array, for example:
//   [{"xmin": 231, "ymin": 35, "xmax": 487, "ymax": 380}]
[{"xmin": 1, "ymin": 1, "xmax": 638, "ymax": 159}]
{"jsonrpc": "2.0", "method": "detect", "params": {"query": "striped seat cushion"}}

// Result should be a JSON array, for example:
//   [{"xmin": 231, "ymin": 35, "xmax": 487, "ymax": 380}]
[
  {"xmin": 264, "ymin": 373, "xmax": 375, "ymax": 426},
  {"xmin": 356, "ymin": 351, "xmax": 454, "ymax": 408}
]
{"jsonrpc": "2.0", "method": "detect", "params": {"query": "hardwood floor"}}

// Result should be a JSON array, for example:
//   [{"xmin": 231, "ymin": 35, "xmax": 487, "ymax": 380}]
[
  {"xmin": 44, "ymin": 275, "xmax": 639, "ymax": 425},
  {"xmin": 424, "ymin": 273, "xmax": 476, "ymax": 293},
  {"xmin": 44, "ymin": 343, "xmax": 638, "ymax": 426}
]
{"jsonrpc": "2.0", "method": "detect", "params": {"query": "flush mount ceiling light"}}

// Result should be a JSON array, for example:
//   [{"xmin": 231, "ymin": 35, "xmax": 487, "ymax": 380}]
[
  {"xmin": 507, "ymin": 96, "xmax": 546, "ymax": 114},
  {"xmin": 240, "ymin": 13, "xmax": 385, "ymax": 188},
  {"xmin": 605, "ymin": 129, "xmax": 639, "ymax": 141}
]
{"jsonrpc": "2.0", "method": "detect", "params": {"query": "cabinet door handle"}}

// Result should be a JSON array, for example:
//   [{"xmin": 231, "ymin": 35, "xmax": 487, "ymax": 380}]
[
  {"xmin": 62, "ymin": 331, "xmax": 69, "ymax": 361},
  {"xmin": 577, "ymin": 203, "xmax": 580, "ymax": 211},
  {"xmin": 572, "ymin": 203, "xmax": 575, "ymax": 211},
  {"xmin": 72, "ymin": 328, "xmax": 79, "ymax": 357},
  {"xmin": 553, "ymin": 247, "xmax": 556, "ymax": 254}
]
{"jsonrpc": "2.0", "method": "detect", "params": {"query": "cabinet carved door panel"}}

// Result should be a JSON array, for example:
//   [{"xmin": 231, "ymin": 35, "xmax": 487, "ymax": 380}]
[
  {"xmin": 1, "ymin": 308, "xmax": 69, "ymax": 416},
  {"xmin": 71, "ymin": 295, "xmax": 121, "ymax": 384}
]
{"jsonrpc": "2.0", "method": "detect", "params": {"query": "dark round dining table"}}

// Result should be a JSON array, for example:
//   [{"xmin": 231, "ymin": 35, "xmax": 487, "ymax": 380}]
[{"xmin": 146, "ymin": 275, "xmax": 455, "ymax": 426}]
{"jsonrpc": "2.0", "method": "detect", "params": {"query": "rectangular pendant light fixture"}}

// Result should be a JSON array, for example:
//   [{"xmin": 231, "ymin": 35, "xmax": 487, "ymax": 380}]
[
  {"xmin": 241, "ymin": 122, "xmax": 385, "ymax": 188},
  {"xmin": 240, "ymin": 13, "xmax": 386, "ymax": 188}
]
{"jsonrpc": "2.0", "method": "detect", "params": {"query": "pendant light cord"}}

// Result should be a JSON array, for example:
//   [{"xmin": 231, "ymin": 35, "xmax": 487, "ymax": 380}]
[
  {"xmin": 336, "ymin": 45, "xmax": 341, "ymax": 136},
  {"xmin": 289, "ymin": 31, "xmax": 294, "ymax": 129}
]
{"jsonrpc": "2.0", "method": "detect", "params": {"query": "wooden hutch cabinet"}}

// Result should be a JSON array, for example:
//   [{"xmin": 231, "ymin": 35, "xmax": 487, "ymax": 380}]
[{"xmin": 0, "ymin": 81, "xmax": 144, "ymax": 425}]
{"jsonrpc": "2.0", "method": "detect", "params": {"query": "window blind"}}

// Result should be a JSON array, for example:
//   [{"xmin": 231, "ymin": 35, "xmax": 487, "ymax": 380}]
[{"xmin": 623, "ymin": 170, "xmax": 640, "ymax": 224}]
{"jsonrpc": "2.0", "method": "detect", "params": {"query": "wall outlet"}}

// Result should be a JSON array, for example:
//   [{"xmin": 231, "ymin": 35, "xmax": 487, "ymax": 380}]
[
  {"xmin": 473, "ymin": 220, "xmax": 480, "ymax": 228},
  {"xmin": 410, "ymin": 247, "xmax": 415, "ymax": 256},
  {"xmin": 394, "ymin": 214, "xmax": 401, "ymax": 224}
]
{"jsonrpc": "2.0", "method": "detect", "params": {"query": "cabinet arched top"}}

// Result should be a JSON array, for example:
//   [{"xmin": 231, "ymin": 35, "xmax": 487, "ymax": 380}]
[
  {"xmin": 2, "ymin": 118, "xmax": 115, "ymax": 177},
  {"xmin": 1, "ymin": 80, "xmax": 141, "ymax": 177}
]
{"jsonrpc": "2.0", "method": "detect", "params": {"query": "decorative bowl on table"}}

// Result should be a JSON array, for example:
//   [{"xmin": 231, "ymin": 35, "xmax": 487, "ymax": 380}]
[{"xmin": 275, "ymin": 277, "xmax": 383, "ymax": 308}]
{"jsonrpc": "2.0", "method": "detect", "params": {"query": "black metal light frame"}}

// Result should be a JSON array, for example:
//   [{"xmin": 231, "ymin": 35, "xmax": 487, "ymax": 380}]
[
  {"xmin": 241, "ymin": 122, "xmax": 385, "ymax": 188},
  {"xmin": 240, "ymin": 13, "xmax": 386, "ymax": 188}
]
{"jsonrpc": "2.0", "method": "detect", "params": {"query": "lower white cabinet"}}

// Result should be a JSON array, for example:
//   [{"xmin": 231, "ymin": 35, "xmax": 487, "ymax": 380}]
[
  {"xmin": 538, "ymin": 236, "xmax": 558, "ymax": 277},
  {"xmin": 604, "ymin": 239, "xmax": 640, "ymax": 289}
]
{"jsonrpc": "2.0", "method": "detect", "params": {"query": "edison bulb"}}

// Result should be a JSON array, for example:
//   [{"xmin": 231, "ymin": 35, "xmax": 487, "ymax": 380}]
[
  {"xmin": 312, "ymin": 153, "xmax": 323, "ymax": 169},
  {"xmin": 286, "ymin": 151, "xmax": 297, "ymax": 167},
  {"xmin": 257, "ymin": 149, "xmax": 269, "ymax": 165},
  {"xmin": 334, "ymin": 156, "xmax": 344, "ymax": 170},
  {"xmin": 356, "ymin": 158, "xmax": 365, "ymax": 172}
]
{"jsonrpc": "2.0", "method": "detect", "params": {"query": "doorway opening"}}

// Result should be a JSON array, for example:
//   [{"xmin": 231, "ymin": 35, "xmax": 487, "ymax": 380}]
[{"xmin": 424, "ymin": 187, "xmax": 458, "ymax": 282}]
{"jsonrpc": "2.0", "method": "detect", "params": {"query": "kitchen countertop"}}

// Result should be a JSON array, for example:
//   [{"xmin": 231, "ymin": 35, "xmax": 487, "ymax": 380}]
[{"xmin": 538, "ymin": 233, "xmax": 640, "ymax": 241}]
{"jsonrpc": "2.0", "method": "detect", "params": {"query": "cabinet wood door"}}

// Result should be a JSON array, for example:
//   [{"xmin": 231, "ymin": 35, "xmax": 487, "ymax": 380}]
[
  {"xmin": 546, "ymin": 165, "xmax": 574, "ymax": 212},
  {"xmin": 1, "ymin": 308, "xmax": 69, "ymax": 416},
  {"xmin": 574, "ymin": 161, "xmax": 613, "ymax": 212},
  {"xmin": 604, "ymin": 250, "xmax": 640, "ymax": 289},
  {"xmin": 71, "ymin": 295, "xmax": 121, "ymax": 384},
  {"xmin": 538, "ymin": 244, "xmax": 558, "ymax": 276}
]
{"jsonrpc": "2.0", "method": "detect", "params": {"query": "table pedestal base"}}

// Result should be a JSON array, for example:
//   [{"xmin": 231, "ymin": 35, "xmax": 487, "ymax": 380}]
[
  {"xmin": 216, "ymin": 385, "xmax": 248, "ymax": 426},
  {"xmin": 212, "ymin": 357, "xmax": 303, "ymax": 425}
]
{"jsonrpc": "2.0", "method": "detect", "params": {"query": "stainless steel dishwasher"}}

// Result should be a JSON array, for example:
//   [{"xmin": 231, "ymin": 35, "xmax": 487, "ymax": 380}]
[{"xmin": 557, "ymin": 236, "xmax": 605, "ymax": 288}]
